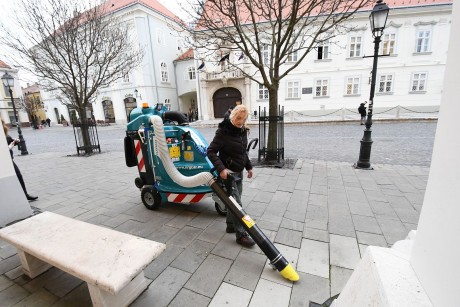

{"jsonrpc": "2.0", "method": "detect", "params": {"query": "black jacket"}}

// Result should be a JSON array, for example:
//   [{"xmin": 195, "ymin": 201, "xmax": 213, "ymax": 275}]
[
  {"xmin": 6, "ymin": 135, "xmax": 15, "ymax": 159},
  {"xmin": 358, "ymin": 104, "xmax": 367, "ymax": 116},
  {"xmin": 207, "ymin": 119, "xmax": 252, "ymax": 174}
]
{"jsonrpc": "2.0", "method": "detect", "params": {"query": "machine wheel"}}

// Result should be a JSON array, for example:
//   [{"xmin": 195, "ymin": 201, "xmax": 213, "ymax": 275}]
[
  {"xmin": 215, "ymin": 202, "xmax": 227, "ymax": 216},
  {"xmin": 141, "ymin": 186, "xmax": 162, "ymax": 210}
]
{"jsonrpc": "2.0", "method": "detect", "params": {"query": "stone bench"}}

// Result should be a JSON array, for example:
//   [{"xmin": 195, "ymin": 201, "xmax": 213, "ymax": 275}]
[{"xmin": 0, "ymin": 211, "xmax": 165, "ymax": 307}]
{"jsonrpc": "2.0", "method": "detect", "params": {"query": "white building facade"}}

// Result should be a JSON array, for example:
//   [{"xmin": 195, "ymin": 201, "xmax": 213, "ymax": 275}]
[{"xmin": 194, "ymin": 1, "xmax": 452, "ymax": 120}]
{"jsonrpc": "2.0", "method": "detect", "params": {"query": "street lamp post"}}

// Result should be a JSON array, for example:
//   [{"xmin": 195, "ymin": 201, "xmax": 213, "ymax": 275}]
[
  {"xmin": 355, "ymin": 0, "xmax": 389, "ymax": 169},
  {"xmin": 2, "ymin": 72, "xmax": 29, "ymax": 155}
]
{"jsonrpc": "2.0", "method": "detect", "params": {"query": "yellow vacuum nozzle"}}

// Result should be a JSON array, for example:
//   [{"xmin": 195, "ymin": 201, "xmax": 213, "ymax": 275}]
[{"xmin": 280, "ymin": 264, "xmax": 300, "ymax": 281}]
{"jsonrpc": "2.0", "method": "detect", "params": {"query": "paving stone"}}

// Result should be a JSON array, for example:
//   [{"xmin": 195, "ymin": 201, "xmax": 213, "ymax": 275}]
[
  {"xmin": 0, "ymin": 284, "xmax": 29, "ymax": 306},
  {"xmin": 42, "ymin": 271, "xmax": 83, "ymax": 298},
  {"xmin": 348, "ymin": 201, "xmax": 374, "ymax": 217},
  {"xmin": 224, "ymin": 249, "xmax": 266, "ymax": 291},
  {"xmin": 369, "ymin": 200, "xmax": 399, "ymax": 220},
  {"xmin": 169, "ymin": 288, "xmax": 211, "ymax": 307},
  {"xmin": 185, "ymin": 254, "xmax": 233, "ymax": 297},
  {"xmin": 297, "ymin": 239, "xmax": 329, "ymax": 278},
  {"xmin": 12, "ymin": 288, "xmax": 59, "ymax": 307},
  {"xmin": 280, "ymin": 218, "xmax": 304, "ymax": 232},
  {"xmin": 166, "ymin": 211, "xmax": 199, "ymax": 228},
  {"xmin": 274, "ymin": 228, "xmax": 302, "ymax": 248},
  {"xmin": 393, "ymin": 207, "xmax": 420, "ymax": 224},
  {"xmin": 246, "ymin": 201, "xmax": 269, "ymax": 217},
  {"xmin": 211, "ymin": 233, "xmax": 243, "ymax": 260},
  {"xmin": 144, "ymin": 245, "xmax": 184, "ymax": 280},
  {"xmin": 5, "ymin": 266, "xmax": 25, "ymax": 281},
  {"xmin": 51, "ymin": 283, "xmax": 92, "ymax": 307},
  {"xmin": 171, "ymin": 239, "xmax": 215, "ymax": 274},
  {"xmin": 356, "ymin": 231, "xmax": 388, "ymax": 247},
  {"xmin": 330, "ymin": 265, "xmax": 354, "ymax": 297},
  {"xmin": 132, "ymin": 267, "xmax": 190, "ymax": 307},
  {"xmin": 0, "ymin": 244, "xmax": 17, "ymax": 260},
  {"xmin": 329, "ymin": 234, "xmax": 360, "ymax": 270},
  {"xmin": 351, "ymin": 214, "xmax": 382, "ymax": 234},
  {"xmin": 146, "ymin": 225, "xmax": 181, "ymax": 243},
  {"xmin": 377, "ymin": 218, "xmax": 410, "ymax": 246},
  {"xmin": 328, "ymin": 214, "xmax": 355, "ymax": 238},
  {"xmin": 167, "ymin": 226, "xmax": 203, "ymax": 248},
  {"xmin": 209, "ymin": 282, "xmax": 253, "ymax": 307},
  {"xmin": 0, "ymin": 275, "xmax": 13, "ymax": 291},
  {"xmin": 0, "ymin": 254, "xmax": 21, "ymax": 275},
  {"xmin": 358, "ymin": 244, "xmax": 369, "ymax": 257},
  {"xmin": 197, "ymin": 220, "xmax": 226, "ymax": 244},
  {"xmin": 303, "ymin": 227, "xmax": 329, "ymax": 243},
  {"xmin": 289, "ymin": 272, "xmax": 330, "ymax": 307},
  {"xmin": 249, "ymin": 278, "xmax": 291, "ymax": 307},
  {"xmin": 308, "ymin": 194, "xmax": 328, "ymax": 207},
  {"xmin": 101, "ymin": 213, "xmax": 133, "ymax": 228},
  {"xmin": 284, "ymin": 210, "xmax": 306, "ymax": 222}
]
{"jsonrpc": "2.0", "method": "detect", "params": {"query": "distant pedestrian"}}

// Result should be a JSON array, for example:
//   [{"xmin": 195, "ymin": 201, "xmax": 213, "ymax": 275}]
[
  {"xmin": 2, "ymin": 119, "xmax": 38, "ymax": 201},
  {"xmin": 46, "ymin": 118, "xmax": 51, "ymax": 127},
  {"xmin": 188, "ymin": 108, "xmax": 194, "ymax": 122},
  {"xmin": 358, "ymin": 101, "xmax": 367, "ymax": 125}
]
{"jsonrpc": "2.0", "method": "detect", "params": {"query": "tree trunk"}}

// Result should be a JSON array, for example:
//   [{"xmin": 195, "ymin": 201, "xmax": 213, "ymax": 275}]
[
  {"xmin": 266, "ymin": 88, "xmax": 279, "ymax": 161},
  {"xmin": 78, "ymin": 106, "xmax": 93, "ymax": 155}
]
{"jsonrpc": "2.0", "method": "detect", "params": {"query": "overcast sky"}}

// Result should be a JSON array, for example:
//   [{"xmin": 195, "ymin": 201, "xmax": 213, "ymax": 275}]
[{"xmin": 0, "ymin": 0, "xmax": 189, "ymax": 86}]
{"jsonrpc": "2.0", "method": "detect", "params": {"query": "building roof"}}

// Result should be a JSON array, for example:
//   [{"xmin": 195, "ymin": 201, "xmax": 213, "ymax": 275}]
[
  {"xmin": 174, "ymin": 48, "xmax": 194, "ymax": 62},
  {"xmin": 0, "ymin": 60, "xmax": 12, "ymax": 69},
  {"xmin": 104, "ymin": 0, "xmax": 179, "ymax": 21},
  {"xmin": 196, "ymin": 0, "xmax": 453, "ymax": 29},
  {"xmin": 22, "ymin": 83, "xmax": 41, "ymax": 95}
]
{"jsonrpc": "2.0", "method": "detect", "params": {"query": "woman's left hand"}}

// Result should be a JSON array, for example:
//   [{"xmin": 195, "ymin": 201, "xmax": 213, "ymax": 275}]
[{"xmin": 247, "ymin": 169, "xmax": 253, "ymax": 179}]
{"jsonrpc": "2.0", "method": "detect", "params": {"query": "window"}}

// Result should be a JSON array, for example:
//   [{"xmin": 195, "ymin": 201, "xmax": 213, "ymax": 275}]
[
  {"xmin": 286, "ymin": 80, "xmax": 300, "ymax": 99},
  {"xmin": 287, "ymin": 44, "xmax": 298, "ymax": 62},
  {"xmin": 157, "ymin": 29, "xmax": 165, "ymax": 45},
  {"xmin": 345, "ymin": 76, "xmax": 360, "ymax": 95},
  {"xmin": 187, "ymin": 66, "xmax": 196, "ymax": 80},
  {"xmin": 3, "ymin": 84, "xmax": 12, "ymax": 97},
  {"xmin": 160, "ymin": 62, "xmax": 169, "ymax": 82},
  {"xmin": 122, "ymin": 71, "xmax": 130, "ymax": 83},
  {"xmin": 348, "ymin": 35, "xmax": 362, "ymax": 58},
  {"xmin": 378, "ymin": 74, "xmax": 393, "ymax": 93},
  {"xmin": 382, "ymin": 33, "xmax": 396, "ymax": 55},
  {"xmin": 415, "ymin": 30, "xmax": 431, "ymax": 53},
  {"xmin": 258, "ymin": 84, "xmax": 269, "ymax": 100},
  {"xmin": 315, "ymin": 79, "xmax": 329, "ymax": 97},
  {"xmin": 262, "ymin": 45, "xmax": 270, "ymax": 65},
  {"xmin": 317, "ymin": 41, "xmax": 330, "ymax": 60},
  {"xmin": 411, "ymin": 72, "xmax": 427, "ymax": 92}
]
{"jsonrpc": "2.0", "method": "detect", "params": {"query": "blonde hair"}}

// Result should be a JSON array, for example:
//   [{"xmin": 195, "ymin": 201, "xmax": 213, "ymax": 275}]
[
  {"xmin": 229, "ymin": 104, "xmax": 249, "ymax": 130},
  {"xmin": 1, "ymin": 118, "xmax": 8, "ymax": 135}
]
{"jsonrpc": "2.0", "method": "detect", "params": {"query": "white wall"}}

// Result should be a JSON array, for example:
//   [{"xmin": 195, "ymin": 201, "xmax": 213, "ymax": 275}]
[{"xmin": 410, "ymin": 2, "xmax": 460, "ymax": 306}]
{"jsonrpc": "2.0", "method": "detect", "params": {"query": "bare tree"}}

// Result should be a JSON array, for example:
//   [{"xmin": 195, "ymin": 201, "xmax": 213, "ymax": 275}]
[
  {"xmin": 179, "ymin": 0, "xmax": 371, "ymax": 161},
  {"xmin": 1, "ymin": 0, "xmax": 143, "ymax": 154}
]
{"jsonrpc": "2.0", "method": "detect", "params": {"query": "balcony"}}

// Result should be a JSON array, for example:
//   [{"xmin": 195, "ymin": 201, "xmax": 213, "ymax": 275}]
[{"xmin": 203, "ymin": 69, "xmax": 244, "ymax": 81}]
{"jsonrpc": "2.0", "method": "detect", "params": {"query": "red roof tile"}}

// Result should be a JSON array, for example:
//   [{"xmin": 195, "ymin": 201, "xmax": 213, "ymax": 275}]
[
  {"xmin": 104, "ymin": 0, "xmax": 179, "ymax": 21},
  {"xmin": 175, "ymin": 48, "xmax": 194, "ymax": 62},
  {"xmin": 0, "ymin": 60, "xmax": 12, "ymax": 69}
]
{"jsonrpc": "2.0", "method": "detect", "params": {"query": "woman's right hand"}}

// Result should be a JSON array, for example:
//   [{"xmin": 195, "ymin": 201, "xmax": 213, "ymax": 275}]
[{"xmin": 219, "ymin": 169, "xmax": 229, "ymax": 180}]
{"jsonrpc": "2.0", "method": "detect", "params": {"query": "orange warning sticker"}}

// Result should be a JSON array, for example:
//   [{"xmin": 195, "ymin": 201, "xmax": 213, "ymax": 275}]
[{"xmin": 242, "ymin": 215, "xmax": 255, "ymax": 228}]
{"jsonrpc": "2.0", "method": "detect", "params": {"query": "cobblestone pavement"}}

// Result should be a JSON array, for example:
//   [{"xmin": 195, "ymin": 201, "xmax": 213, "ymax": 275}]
[
  {"xmin": 0, "ymin": 121, "xmax": 432, "ymax": 306},
  {"xmin": 10, "ymin": 120, "xmax": 436, "ymax": 167}
]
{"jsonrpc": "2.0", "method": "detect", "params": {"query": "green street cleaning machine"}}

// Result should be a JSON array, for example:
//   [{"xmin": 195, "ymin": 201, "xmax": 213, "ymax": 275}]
[{"xmin": 124, "ymin": 103, "xmax": 299, "ymax": 281}]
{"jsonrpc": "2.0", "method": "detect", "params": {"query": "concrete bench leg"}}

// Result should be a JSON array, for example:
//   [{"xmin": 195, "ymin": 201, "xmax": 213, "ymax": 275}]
[
  {"xmin": 17, "ymin": 250, "xmax": 53, "ymax": 278},
  {"xmin": 87, "ymin": 271, "xmax": 151, "ymax": 307}
]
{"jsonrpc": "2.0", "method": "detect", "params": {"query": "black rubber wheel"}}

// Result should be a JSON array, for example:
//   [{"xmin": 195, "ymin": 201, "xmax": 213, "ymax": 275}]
[
  {"xmin": 134, "ymin": 177, "xmax": 144, "ymax": 189},
  {"xmin": 141, "ymin": 186, "xmax": 162, "ymax": 210},
  {"xmin": 215, "ymin": 202, "xmax": 227, "ymax": 216}
]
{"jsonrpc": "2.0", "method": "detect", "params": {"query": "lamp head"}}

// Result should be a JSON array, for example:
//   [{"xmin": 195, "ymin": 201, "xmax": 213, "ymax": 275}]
[
  {"xmin": 1, "ymin": 72, "xmax": 14, "ymax": 88},
  {"xmin": 369, "ymin": 0, "xmax": 390, "ymax": 37}
]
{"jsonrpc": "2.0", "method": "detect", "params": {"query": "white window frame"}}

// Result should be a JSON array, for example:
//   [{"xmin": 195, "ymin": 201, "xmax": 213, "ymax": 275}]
[
  {"xmin": 122, "ymin": 71, "xmax": 130, "ymax": 83},
  {"xmin": 156, "ymin": 29, "xmax": 165, "ymax": 46},
  {"xmin": 187, "ymin": 66, "xmax": 196, "ymax": 80},
  {"xmin": 345, "ymin": 76, "xmax": 360, "ymax": 95},
  {"xmin": 315, "ymin": 78, "xmax": 329, "ymax": 97},
  {"xmin": 160, "ymin": 62, "xmax": 169, "ymax": 82},
  {"xmin": 410, "ymin": 72, "xmax": 427, "ymax": 92},
  {"xmin": 262, "ymin": 45, "xmax": 270, "ymax": 65},
  {"xmin": 348, "ymin": 35, "xmax": 362, "ymax": 58},
  {"xmin": 286, "ymin": 80, "xmax": 300, "ymax": 99},
  {"xmin": 287, "ymin": 43, "xmax": 298, "ymax": 62},
  {"xmin": 317, "ymin": 41, "xmax": 330, "ymax": 60},
  {"xmin": 382, "ymin": 32, "xmax": 397, "ymax": 55},
  {"xmin": 258, "ymin": 84, "xmax": 269, "ymax": 100},
  {"xmin": 378, "ymin": 73, "xmax": 394, "ymax": 94},
  {"xmin": 415, "ymin": 29, "xmax": 431, "ymax": 53}
]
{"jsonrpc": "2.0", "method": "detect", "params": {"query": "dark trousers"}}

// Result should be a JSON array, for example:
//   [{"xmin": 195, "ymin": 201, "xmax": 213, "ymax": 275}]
[
  {"xmin": 225, "ymin": 172, "xmax": 245, "ymax": 234},
  {"xmin": 13, "ymin": 160, "xmax": 27, "ymax": 195}
]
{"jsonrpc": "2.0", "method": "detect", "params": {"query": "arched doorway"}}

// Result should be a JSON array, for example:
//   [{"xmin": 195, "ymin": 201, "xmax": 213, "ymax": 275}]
[
  {"xmin": 213, "ymin": 87, "xmax": 242, "ymax": 118},
  {"xmin": 102, "ymin": 100, "xmax": 115, "ymax": 123},
  {"xmin": 124, "ymin": 97, "xmax": 137, "ymax": 122}
]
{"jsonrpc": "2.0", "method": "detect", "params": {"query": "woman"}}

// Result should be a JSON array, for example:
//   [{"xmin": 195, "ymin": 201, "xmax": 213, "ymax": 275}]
[
  {"xmin": 207, "ymin": 105, "xmax": 255, "ymax": 247},
  {"xmin": 2, "ymin": 119, "xmax": 38, "ymax": 201}
]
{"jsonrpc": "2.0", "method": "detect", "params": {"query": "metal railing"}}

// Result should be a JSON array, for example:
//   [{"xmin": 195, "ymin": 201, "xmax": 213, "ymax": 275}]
[
  {"xmin": 72, "ymin": 121, "xmax": 101, "ymax": 155},
  {"xmin": 258, "ymin": 105, "xmax": 284, "ymax": 162}
]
